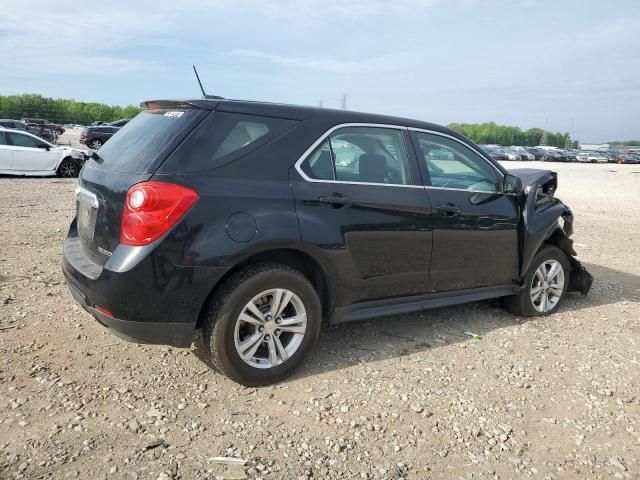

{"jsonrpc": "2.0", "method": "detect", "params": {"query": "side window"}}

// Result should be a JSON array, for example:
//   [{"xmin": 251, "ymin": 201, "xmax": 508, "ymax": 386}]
[
  {"xmin": 7, "ymin": 132, "xmax": 39, "ymax": 148},
  {"xmin": 170, "ymin": 112, "xmax": 298, "ymax": 172},
  {"xmin": 302, "ymin": 140, "xmax": 334, "ymax": 180},
  {"xmin": 302, "ymin": 126, "xmax": 412, "ymax": 185},
  {"xmin": 213, "ymin": 121, "xmax": 269, "ymax": 160},
  {"xmin": 414, "ymin": 132, "xmax": 501, "ymax": 192},
  {"xmin": 0, "ymin": 132, "xmax": 6, "ymax": 145}
]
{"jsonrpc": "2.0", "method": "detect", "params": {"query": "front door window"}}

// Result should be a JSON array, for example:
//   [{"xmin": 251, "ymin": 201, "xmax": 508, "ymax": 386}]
[{"xmin": 414, "ymin": 132, "xmax": 500, "ymax": 192}]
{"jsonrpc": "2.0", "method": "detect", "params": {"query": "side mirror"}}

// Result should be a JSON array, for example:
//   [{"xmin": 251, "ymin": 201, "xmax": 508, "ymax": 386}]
[
  {"xmin": 502, "ymin": 173, "xmax": 522, "ymax": 194},
  {"xmin": 38, "ymin": 144, "xmax": 51, "ymax": 151}
]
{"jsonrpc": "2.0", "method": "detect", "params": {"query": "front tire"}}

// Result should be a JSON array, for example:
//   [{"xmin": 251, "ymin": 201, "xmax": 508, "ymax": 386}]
[
  {"xmin": 57, "ymin": 159, "xmax": 80, "ymax": 178},
  {"xmin": 504, "ymin": 246, "xmax": 570, "ymax": 317},
  {"xmin": 202, "ymin": 264, "xmax": 322, "ymax": 386},
  {"xmin": 89, "ymin": 138, "xmax": 103, "ymax": 150}
]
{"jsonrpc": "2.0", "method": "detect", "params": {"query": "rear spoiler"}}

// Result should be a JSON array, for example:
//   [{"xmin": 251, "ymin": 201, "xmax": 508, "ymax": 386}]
[{"xmin": 139, "ymin": 99, "xmax": 221, "ymax": 111}]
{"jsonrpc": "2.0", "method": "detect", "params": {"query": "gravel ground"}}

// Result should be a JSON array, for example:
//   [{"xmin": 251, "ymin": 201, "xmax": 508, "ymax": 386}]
[
  {"xmin": 56, "ymin": 129, "xmax": 86, "ymax": 150},
  {"xmin": 1, "ymin": 161, "xmax": 639, "ymax": 479}
]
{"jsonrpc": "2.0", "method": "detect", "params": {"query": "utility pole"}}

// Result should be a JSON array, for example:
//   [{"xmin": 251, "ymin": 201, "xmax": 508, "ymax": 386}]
[
  {"xmin": 569, "ymin": 117, "xmax": 575, "ymax": 148},
  {"xmin": 341, "ymin": 93, "xmax": 348, "ymax": 110},
  {"xmin": 540, "ymin": 118, "xmax": 548, "ymax": 146}
]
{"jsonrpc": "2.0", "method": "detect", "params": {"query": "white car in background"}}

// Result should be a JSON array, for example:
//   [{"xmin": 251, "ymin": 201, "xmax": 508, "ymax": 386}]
[
  {"xmin": 576, "ymin": 151, "xmax": 608, "ymax": 163},
  {"xmin": 509, "ymin": 146, "xmax": 535, "ymax": 161},
  {"xmin": 0, "ymin": 127, "xmax": 87, "ymax": 177}
]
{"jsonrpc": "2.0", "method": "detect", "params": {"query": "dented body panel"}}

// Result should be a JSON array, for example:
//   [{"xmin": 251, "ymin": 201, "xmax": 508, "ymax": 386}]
[{"xmin": 510, "ymin": 168, "xmax": 593, "ymax": 295}]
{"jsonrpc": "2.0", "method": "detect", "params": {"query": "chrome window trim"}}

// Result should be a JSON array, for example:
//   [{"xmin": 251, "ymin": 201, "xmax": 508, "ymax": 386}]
[{"xmin": 293, "ymin": 122, "xmax": 424, "ymax": 189}]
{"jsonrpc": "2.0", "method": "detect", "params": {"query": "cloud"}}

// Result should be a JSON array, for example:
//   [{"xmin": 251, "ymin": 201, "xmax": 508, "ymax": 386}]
[
  {"xmin": 229, "ymin": 0, "xmax": 444, "ymax": 18},
  {"xmin": 229, "ymin": 49, "xmax": 412, "ymax": 74},
  {"xmin": 0, "ymin": 0, "xmax": 444, "ymax": 78}
]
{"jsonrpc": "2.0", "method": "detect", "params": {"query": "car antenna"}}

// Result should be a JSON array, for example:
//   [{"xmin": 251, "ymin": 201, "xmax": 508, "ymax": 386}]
[{"xmin": 192, "ymin": 65, "xmax": 224, "ymax": 100}]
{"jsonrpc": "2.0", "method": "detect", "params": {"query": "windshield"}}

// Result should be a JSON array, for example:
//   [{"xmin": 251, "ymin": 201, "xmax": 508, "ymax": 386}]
[{"xmin": 95, "ymin": 108, "xmax": 206, "ymax": 173}]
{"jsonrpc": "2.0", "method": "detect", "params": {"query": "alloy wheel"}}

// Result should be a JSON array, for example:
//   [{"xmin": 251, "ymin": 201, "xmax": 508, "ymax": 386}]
[
  {"xmin": 90, "ymin": 140, "xmax": 102, "ymax": 150},
  {"xmin": 530, "ymin": 260, "xmax": 565, "ymax": 313},
  {"xmin": 234, "ymin": 289, "xmax": 307, "ymax": 369},
  {"xmin": 60, "ymin": 162, "xmax": 79, "ymax": 178}
]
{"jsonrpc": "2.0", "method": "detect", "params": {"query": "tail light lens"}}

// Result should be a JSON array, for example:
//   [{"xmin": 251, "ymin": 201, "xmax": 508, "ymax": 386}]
[{"xmin": 120, "ymin": 181, "xmax": 198, "ymax": 246}]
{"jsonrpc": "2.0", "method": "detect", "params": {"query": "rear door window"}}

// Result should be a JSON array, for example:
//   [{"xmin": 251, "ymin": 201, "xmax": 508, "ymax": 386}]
[
  {"xmin": 93, "ymin": 108, "xmax": 206, "ymax": 173},
  {"xmin": 301, "ymin": 126, "xmax": 413, "ymax": 185}
]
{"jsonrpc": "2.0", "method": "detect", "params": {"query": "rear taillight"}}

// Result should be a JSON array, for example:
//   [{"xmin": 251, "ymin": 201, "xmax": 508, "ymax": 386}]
[{"xmin": 120, "ymin": 181, "xmax": 198, "ymax": 246}]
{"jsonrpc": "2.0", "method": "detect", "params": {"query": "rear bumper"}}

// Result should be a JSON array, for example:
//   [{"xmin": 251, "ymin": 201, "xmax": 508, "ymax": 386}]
[
  {"xmin": 65, "ymin": 277, "xmax": 195, "ymax": 346},
  {"xmin": 62, "ymin": 224, "xmax": 227, "ymax": 348}
]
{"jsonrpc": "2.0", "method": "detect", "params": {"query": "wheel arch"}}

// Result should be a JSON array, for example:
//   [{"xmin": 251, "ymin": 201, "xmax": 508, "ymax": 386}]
[
  {"xmin": 542, "ymin": 227, "xmax": 592, "ymax": 294},
  {"xmin": 195, "ymin": 247, "xmax": 334, "ymax": 330}
]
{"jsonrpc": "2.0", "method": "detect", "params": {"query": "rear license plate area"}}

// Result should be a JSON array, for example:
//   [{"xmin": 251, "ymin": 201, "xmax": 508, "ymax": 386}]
[{"xmin": 76, "ymin": 188, "xmax": 99, "ymax": 243}]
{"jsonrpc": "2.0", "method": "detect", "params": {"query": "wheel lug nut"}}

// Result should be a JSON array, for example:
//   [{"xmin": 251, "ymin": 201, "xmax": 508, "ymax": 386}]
[{"xmin": 275, "ymin": 329, "xmax": 281, "ymax": 335}]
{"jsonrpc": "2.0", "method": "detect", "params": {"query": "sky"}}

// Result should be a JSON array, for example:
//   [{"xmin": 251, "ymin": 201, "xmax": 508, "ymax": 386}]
[{"xmin": 2, "ymin": 0, "xmax": 639, "ymax": 142}]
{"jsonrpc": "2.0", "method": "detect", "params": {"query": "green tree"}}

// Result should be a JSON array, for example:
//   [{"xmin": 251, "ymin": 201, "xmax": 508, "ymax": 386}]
[
  {"xmin": 448, "ymin": 122, "xmax": 570, "ymax": 148},
  {"xmin": 0, "ymin": 94, "xmax": 141, "ymax": 125}
]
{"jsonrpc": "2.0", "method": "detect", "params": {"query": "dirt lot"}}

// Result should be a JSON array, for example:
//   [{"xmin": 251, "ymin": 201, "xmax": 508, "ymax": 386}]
[
  {"xmin": 1, "ymin": 161, "xmax": 639, "ymax": 480},
  {"xmin": 56, "ymin": 129, "xmax": 86, "ymax": 150}
]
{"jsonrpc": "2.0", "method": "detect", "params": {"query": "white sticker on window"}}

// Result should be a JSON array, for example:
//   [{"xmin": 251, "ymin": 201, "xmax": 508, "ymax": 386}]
[{"xmin": 164, "ymin": 111, "xmax": 184, "ymax": 118}]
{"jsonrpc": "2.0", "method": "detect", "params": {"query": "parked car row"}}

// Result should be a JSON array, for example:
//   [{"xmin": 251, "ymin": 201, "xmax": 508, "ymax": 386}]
[
  {"xmin": 0, "ymin": 118, "xmax": 131, "ymax": 149},
  {"xmin": 481, "ymin": 145, "xmax": 640, "ymax": 164},
  {"xmin": 0, "ymin": 118, "xmax": 61, "ymax": 143}
]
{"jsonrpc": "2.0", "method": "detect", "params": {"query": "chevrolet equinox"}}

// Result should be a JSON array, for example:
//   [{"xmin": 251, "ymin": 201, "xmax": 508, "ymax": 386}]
[{"xmin": 62, "ymin": 98, "xmax": 592, "ymax": 386}]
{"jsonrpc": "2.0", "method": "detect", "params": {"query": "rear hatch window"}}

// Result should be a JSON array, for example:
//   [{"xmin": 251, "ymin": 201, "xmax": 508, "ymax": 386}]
[{"xmin": 94, "ymin": 107, "xmax": 207, "ymax": 174}]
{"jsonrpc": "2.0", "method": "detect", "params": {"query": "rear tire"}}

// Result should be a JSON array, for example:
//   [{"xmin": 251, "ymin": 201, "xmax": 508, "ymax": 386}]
[
  {"xmin": 89, "ymin": 138, "xmax": 102, "ymax": 150},
  {"xmin": 202, "ymin": 263, "xmax": 322, "ymax": 386},
  {"xmin": 504, "ymin": 246, "xmax": 570, "ymax": 317}
]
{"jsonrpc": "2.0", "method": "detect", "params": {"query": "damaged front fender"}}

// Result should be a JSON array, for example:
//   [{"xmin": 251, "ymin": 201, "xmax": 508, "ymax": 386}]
[{"xmin": 519, "ymin": 180, "xmax": 593, "ymax": 295}]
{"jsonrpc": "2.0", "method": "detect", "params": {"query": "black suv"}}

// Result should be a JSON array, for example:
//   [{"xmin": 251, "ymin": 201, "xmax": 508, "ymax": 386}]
[
  {"xmin": 80, "ymin": 119, "xmax": 129, "ymax": 149},
  {"xmin": 62, "ymin": 98, "xmax": 592, "ymax": 385}
]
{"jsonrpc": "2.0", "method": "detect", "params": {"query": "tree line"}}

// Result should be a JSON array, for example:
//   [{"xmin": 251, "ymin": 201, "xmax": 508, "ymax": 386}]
[
  {"xmin": 609, "ymin": 140, "xmax": 640, "ymax": 147},
  {"xmin": 0, "ymin": 94, "xmax": 140, "ymax": 125},
  {"xmin": 5, "ymin": 94, "xmax": 622, "ymax": 149},
  {"xmin": 447, "ymin": 122, "xmax": 571, "ymax": 147}
]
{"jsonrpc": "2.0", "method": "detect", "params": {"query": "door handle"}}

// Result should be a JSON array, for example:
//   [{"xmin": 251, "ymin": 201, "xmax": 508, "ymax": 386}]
[
  {"xmin": 436, "ymin": 204, "xmax": 461, "ymax": 216},
  {"xmin": 318, "ymin": 195, "xmax": 352, "ymax": 208}
]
